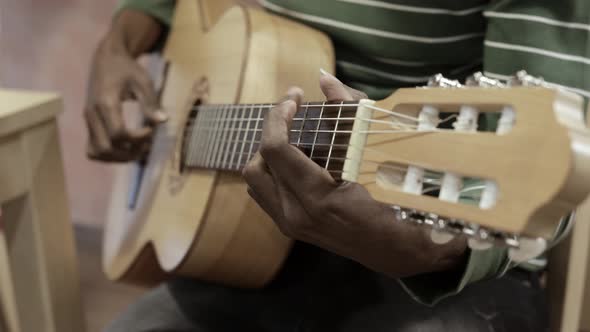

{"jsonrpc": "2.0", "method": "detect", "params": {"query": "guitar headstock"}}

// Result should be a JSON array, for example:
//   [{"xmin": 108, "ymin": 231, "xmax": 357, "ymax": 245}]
[{"xmin": 343, "ymin": 71, "xmax": 590, "ymax": 261}]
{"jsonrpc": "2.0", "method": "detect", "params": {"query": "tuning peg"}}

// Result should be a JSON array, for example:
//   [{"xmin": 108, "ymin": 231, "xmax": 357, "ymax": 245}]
[
  {"xmin": 466, "ymin": 72, "xmax": 506, "ymax": 88},
  {"xmin": 430, "ymin": 229, "xmax": 455, "ymax": 244},
  {"xmin": 427, "ymin": 74, "xmax": 462, "ymax": 88},
  {"xmin": 508, "ymin": 237, "xmax": 547, "ymax": 263},
  {"xmin": 509, "ymin": 70, "xmax": 545, "ymax": 87},
  {"xmin": 467, "ymin": 238, "xmax": 493, "ymax": 250}
]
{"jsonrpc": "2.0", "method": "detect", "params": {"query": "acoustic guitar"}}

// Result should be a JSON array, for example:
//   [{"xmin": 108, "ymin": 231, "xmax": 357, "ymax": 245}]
[{"xmin": 103, "ymin": 0, "xmax": 590, "ymax": 288}]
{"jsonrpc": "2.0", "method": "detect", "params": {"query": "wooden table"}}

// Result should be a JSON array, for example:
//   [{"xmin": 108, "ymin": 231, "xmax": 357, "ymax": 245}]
[
  {"xmin": 546, "ymin": 109, "xmax": 590, "ymax": 332},
  {"xmin": 0, "ymin": 89, "xmax": 84, "ymax": 331}
]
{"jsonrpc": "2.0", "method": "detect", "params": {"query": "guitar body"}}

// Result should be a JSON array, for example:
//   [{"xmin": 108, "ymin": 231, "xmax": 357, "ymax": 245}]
[{"xmin": 103, "ymin": 0, "xmax": 334, "ymax": 287}]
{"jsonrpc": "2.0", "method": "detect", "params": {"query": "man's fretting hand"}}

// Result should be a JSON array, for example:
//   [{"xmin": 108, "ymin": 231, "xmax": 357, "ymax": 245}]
[{"xmin": 243, "ymin": 72, "xmax": 468, "ymax": 278}]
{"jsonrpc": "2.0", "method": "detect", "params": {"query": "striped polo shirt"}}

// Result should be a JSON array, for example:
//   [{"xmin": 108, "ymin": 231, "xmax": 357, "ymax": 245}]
[{"xmin": 117, "ymin": 0, "xmax": 587, "ymax": 305}]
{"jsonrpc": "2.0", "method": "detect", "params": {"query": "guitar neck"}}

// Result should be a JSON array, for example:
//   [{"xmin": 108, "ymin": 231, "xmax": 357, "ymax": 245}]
[{"xmin": 182, "ymin": 101, "xmax": 359, "ymax": 178}]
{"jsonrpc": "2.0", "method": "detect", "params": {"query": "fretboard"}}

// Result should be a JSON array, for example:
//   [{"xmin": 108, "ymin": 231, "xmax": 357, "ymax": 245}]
[{"xmin": 182, "ymin": 101, "xmax": 359, "ymax": 178}]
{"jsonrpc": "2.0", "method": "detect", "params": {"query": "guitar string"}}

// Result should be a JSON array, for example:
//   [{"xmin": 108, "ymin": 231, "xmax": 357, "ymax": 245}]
[
  {"xmin": 192, "ymin": 103, "xmax": 424, "ymax": 123},
  {"xmin": 185, "ymin": 127, "xmax": 446, "ymax": 136},
  {"xmin": 192, "ymin": 103, "xmax": 422, "ymax": 123},
  {"xmin": 177, "ymin": 125, "xmax": 482, "ymax": 197},
  {"xmin": 183, "ymin": 127, "xmax": 451, "ymax": 171},
  {"xmin": 180, "ymin": 103, "xmax": 458, "ymax": 158},
  {"xmin": 185, "ymin": 144, "xmax": 435, "ymax": 181},
  {"xmin": 181, "ymin": 103, "xmax": 461, "ymax": 177},
  {"xmin": 182, "ymin": 113, "xmax": 458, "ymax": 136},
  {"xmin": 186, "ymin": 117, "xmax": 418, "ymax": 128}
]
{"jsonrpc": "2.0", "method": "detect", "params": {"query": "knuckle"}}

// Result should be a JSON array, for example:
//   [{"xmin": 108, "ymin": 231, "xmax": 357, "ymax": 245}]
[
  {"xmin": 241, "ymin": 162, "xmax": 259, "ymax": 181},
  {"xmin": 311, "ymin": 196, "xmax": 338, "ymax": 218},
  {"xmin": 96, "ymin": 96, "xmax": 116, "ymax": 110},
  {"xmin": 95, "ymin": 145, "xmax": 111, "ymax": 156},
  {"xmin": 274, "ymin": 220, "xmax": 293, "ymax": 237},
  {"xmin": 87, "ymin": 148, "xmax": 107, "ymax": 161},
  {"xmin": 134, "ymin": 69, "xmax": 155, "ymax": 89},
  {"xmin": 86, "ymin": 152, "xmax": 101, "ymax": 161},
  {"xmin": 83, "ymin": 107, "xmax": 95, "ymax": 121},
  {"xmin": 259, "ymin": 140, "xmax": 285, "ymax": 158},
  {"xmin": 109, "ymin": 127, "xmax": 127, "ymax": 142}
]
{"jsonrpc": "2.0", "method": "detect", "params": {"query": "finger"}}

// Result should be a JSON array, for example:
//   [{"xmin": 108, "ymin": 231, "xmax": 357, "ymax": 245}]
[
  {"xmin": 345, "ymin": 85, "xmax": 368, "ymax": 100},
  {"xmin": 85, "ymin": 108, "xmax": 112, "ymax": 155},
  {"xmin": 242, "ymin": 153, "xmax": 282, "ymax": 218},
  {"xmin": 128, "ymin": 70, "xmax": 168, "ymax": 124},
  {"xmin": 86, "ymin": 138, "xmax": 138, "ymax": 162},
  {"xmin": 319, "ymin": 69, "xmax": 367, "ymax": 101},
  {"xmin": 86, "ymin": 108, "xmax": 148, "ymax": 162},
  {"xmin": 259, "ymin": 91, "xmax": 335, "ymax": 192},
  {"xmin": 97, "ymin": 97, "xmax": 153, "ymax": 145},
  {"xmin": 244, "ymin": 155, "xmax": 310, "ymax": 238},
  {"xmin": 247, "ymin": 186, "xmax": 282, "ymax": 222}
]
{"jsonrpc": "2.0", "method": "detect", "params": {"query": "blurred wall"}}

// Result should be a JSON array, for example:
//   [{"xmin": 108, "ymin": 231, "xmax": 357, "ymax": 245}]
[
  {"xmin": 0, "ymin": 0, "xmax": 261, "ymax": 227},
  {"xmin": 0, "ymin": 0, "xmax": 119, "ymax": 226}
]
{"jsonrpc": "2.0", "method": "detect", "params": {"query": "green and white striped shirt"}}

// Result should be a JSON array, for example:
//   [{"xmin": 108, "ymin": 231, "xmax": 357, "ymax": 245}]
[{"xmin": 117, "ymin": 0, "xmax": 587, "ymax": 305}]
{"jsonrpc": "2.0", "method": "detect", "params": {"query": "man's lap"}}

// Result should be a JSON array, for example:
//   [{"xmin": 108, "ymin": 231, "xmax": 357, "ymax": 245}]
[{"xmin": 105, "ymin": 244, "xmax": 547, "ymax": 332}]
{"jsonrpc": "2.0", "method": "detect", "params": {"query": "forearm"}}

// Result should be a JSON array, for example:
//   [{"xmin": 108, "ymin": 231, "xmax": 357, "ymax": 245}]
[{"xmin": 101, "ymin": 9, "xmax": 164, "ymax": 58}]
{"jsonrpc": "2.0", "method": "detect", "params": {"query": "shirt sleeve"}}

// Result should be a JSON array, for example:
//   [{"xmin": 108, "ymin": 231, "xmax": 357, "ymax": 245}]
[
  {"xmin": 116, "ymin": 0, "xmax": 176, "ymax": 27},
  {"xmin": 398, "ymin": 178, "xmax": 572, "ymax": 306},
  {"xmin": 398, "ymin": 246, "xmax": 510, "ymax": 306}
]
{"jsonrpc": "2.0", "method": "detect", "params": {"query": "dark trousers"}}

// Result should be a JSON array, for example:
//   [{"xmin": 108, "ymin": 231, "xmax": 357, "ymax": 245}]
[{"xmin": 105, "ymin": 242, "xmax": 548, "ymax": 332}]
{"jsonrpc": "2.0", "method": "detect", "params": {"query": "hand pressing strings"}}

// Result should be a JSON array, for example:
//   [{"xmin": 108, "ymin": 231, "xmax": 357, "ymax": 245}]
[{"xmin": 243, "ymin": 72, "xmax": 468, "ymax": 278}]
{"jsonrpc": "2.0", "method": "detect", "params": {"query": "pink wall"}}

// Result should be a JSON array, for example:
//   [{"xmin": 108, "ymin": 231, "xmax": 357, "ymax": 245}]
[
  {"xmin": 0, "ymin": 0, "xmax": 119, "ymax": 226},
  {"xmin": 0, "ymin": 0, "xmax": 262, "ymax": 227}
]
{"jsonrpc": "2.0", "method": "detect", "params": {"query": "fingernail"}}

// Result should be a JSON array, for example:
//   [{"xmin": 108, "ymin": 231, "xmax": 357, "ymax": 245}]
[
  {"xmin": 320, "ymin": 68, "xmax": 330, "ymax": 76},
  {"xmin": 320, "ymin": 68, "xmax": 341, "ymax": 82},
  {"xmin": 155, "ymin": 111, "xmax": 169, "ymax": 121},
  {"xmin": 287, "ymin": 86, "xmax": 303, "ymax": 97}
]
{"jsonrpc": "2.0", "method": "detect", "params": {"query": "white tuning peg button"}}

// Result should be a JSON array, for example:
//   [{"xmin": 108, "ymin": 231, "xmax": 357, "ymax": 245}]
[
  {"xmin": 430, "ymin": 229, "xmax": 455, "ymax": 244},
  {"xmin": 508, "ymin": 238, "xmax": 547, "ymax": 263},
  {"xmin": 467, "ymin": 238, "xmax": 493, "ymax": 251}
]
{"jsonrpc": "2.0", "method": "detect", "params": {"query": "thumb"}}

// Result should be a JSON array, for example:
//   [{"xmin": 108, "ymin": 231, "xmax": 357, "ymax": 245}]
[
  {"xmin": 319, "ymin": 68, "xmax": 367, "ymax": 101},
  {"xmin": 129, "ymin": 70, "xmax": 168, "ymax": 124}
]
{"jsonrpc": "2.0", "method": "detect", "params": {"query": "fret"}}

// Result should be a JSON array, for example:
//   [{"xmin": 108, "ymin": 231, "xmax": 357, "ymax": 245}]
[
  {"xmin": 210, "ymin": 105, "xmax": 229, "ymax": 167},
  {"xmin": 236, "ymin": 104, "xmax": 253, "ymax": 170},
  {"xmin": 183, "ymin": 101, "xmax": 357, "ymax": 175},
  {"xmin": 246, "ymin": 104, "xmax": 263, "ymax": 163},
  {"xmin": 309, "ymin": 102, "xmax": 325, "ymax": 161},
  {"xmin": 197, "ymin": 108, "xmax": 213, "ymax": 166},
  {"xmin": 204, "ymin": 106, "xmax": 223, "ymax": 167},
  {"xmin": 325, "ymin": 101, "xmax": 343, "ymax": 170},
  {"xmin": 228, "ymin": 105, "xmax": 244, "ymax": 170},
  {"xmin": 193, "ymin": 110, "xmax": 213, "ymax": 166},
  {"xmin": 222, "ymin": 106, "xmax": 239, "ymax": 169},
  {"xmin": 199, "ymin": 109, "xmax": 214, "ymax": 166},
  {"xmin": 214, "ymin": 105, "xmax": 235, "ymax": 168},
  {"xmin": 185, "ymin": 112, "xmax": 195, "ymax": 166},
  {"xmin": 187, "ymin": 110, "xmax": 202, "ymax": 166},
  {"xmin": 207, "ymin": 106, "xmax": 220, "ymax": 167},
  {"xmin": 195, "ymin": 108, "xmax": 210, "ymax": 166},
  {"xmin": 296, "ymin": 105, "xmax": 309, "ymax": 148}
]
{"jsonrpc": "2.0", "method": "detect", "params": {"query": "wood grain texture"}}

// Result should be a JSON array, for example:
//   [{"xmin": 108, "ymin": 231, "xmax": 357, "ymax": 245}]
[
  {"xmin": 547, "ymin": 200, "xmax": 590, "ymax": 332},
  {"xmin": 0, "ymin": 90, "xmax": 84, "ymax": 332},
  {"xmin": 103, "ymin": 0, "xmax": 334, "ymax": 287},
  {"xmin": 0, "ymin": 89, "xmax": 61, "ymax": 137},
  {"xmin": 352, "ymin": 87, "xmax": 590, "ymax": 238},
  {"xmin": 0, "ymin": 231, "xmax": 19, "ymax": 332}
]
